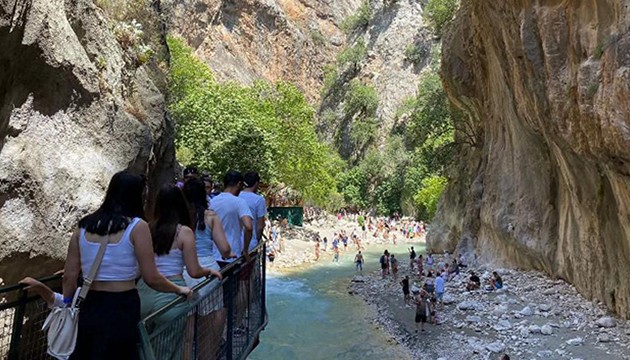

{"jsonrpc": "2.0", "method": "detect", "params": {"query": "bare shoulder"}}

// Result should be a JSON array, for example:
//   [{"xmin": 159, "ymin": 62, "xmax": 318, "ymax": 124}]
[
  {"xmin": 179, "ymin": 225, "xmax": 195, "ymax": 237},
  {"xmin": 132, "ymin": 219, "xmax": 150, "ymax": 233}
]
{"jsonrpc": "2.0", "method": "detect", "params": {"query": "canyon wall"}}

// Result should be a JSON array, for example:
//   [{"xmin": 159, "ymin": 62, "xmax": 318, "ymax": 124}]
[
  {"xmin": 163, "ymin": 0, "xmax": 434, "ymax": 155},
  {"xmin": 430, "ymin": 0, "xmax": 630, "ymax": 318},
  {"xmin": 0, "ymin": 0, "xmax": 175, "ymax": 285}
]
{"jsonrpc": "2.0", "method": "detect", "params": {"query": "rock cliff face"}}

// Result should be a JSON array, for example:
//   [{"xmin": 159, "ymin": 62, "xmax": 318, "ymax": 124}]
[
  {"xmin": 431, "ymin": 0, "xmax": 630, "ymax": 318},
  {"xmin": 163, "ymin": 0, "xmax": 362, "ymax": 102},
  {"xmin": 163, "ymin": 0, "xmax": 433, "ymax": 152},
  {"xmin": 0, "ymin": 0, "xmax": 175, "ymax": 285}
]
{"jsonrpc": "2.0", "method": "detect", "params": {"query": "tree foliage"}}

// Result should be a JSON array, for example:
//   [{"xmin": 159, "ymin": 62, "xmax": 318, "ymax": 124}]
[
  {"xmin": 340, "ymin": 1, "xmax": 372, "ymax": 34},
  {"xmin": 334, "ymin": 46, "xmax": 456, "ymax": 219},
  {"xmin": 168, "ymin": 37, "xmax": 342, "ymax": 206},
  {"xmin": 414, "ymin": 175, "xmax": 447, "ymax": 220},
  {"xmin": 424, "ymin": 0, "xmax": 459, "ymax": 37},
  {"xmin": 337, "ymin": 39, "xmax": 367, "ymax": 69}
]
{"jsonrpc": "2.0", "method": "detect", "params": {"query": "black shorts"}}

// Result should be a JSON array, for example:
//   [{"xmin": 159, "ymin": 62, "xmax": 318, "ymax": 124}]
[
  {"xmin": 415, "ymin": 313, "xmax": 427, "ymax": 323},
  {"xmin": 381, "ymin": 263, "xmax": 387, "ymax": 270}
]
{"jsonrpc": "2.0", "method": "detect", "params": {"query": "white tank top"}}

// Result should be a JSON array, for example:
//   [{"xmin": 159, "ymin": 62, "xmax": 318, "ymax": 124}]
[
  {"xmin": 80, "ymin": 217, "xmax": 141, "ymax": 281},
  {"xmin": 154, "ymin": 226, "xmax": 185, "ymax": 277}
]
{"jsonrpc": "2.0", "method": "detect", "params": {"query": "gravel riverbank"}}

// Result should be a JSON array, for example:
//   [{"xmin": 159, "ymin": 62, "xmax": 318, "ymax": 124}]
[{"xmin": 348, "ymin": 255, "xmax": 630, "ymax": 360}]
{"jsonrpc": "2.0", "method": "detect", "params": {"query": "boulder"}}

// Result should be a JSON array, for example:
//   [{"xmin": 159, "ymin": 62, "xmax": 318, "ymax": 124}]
[
  {"xmin": 485, "ymin": 341, "xmax": 505, "ymax": 353},
  {"xmin": 595, "ymin": 316, "xmax": 616, "ymax": 328},
  {"xmin": 519, "ymin": 306, "xmax": 533, "ymax": 316}
]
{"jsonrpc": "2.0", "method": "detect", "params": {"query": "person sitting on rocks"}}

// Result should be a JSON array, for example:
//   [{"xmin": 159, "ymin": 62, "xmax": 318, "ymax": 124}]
[
  {"xmin": 490, "ymin": 271, "xmax": 503, "ymax": 290},
  {"xmin": 437, "ymin": 258, "xmax": 445, "ymax": 273},
  {"xmin": 442, "ymin": 263, "xmax": 450, "ymax": 281},
  {"xmin": 451, "ymin": 259, "xmax": 460, "ymax": 276},
  {"xmin": 466, "ymin": 271, "xmax": 481, "ymax": 291},
  {"xmin": 458, "ymin": 253, "xmax": 468, "ymax": 268}
]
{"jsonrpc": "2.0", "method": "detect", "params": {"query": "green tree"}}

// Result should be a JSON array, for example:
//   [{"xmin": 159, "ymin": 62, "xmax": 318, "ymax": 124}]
[
  {"xmin": 424, "ymin": 0, "xmax": 459, "ymax": 37},
  {"xmin": 414, "ymin": 175, "xmax": 447, "ymax": 220},
  {"xmin": 344, "ymin": 79, "xmax": 378, "ymax": 117},
  {"xmin": 168, "ymin": 37, "xmax": 342, "ymax": 206},
  {"xmin": 337, "ymin": 39, "xmax": 367, "ymax": 70},
  {"xmin": 340, "ymin": 1, "xmax": 372, "ymax": 34}
]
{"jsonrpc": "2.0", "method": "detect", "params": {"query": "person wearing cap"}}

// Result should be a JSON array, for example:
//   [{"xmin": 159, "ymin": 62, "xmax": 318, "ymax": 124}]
[
  {"xmin": 239, "ymin": 172, "xmax": 267, "ymax": 252},
  {"xmin": 210, "ymin": 171, "xmax": 254, "ymax": 265}
]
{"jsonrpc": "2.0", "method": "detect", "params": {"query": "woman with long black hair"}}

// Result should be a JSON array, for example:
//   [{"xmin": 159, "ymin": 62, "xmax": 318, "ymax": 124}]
[
  {"xmin": 62, "ymin": 171, "xmax": 192, "ymax": 360},
  {"xmin": 138, "ymin": 185, "xmax": 221, "ymax": 359},
  {"xmin": 182, "ymin": 179, "xmax": 234, "ymax": 357}
]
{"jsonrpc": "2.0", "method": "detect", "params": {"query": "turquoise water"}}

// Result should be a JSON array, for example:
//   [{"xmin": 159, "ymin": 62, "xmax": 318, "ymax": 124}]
[{"xmin": 249, "ymin": 242, "xmax": 424, "ymax": 360}]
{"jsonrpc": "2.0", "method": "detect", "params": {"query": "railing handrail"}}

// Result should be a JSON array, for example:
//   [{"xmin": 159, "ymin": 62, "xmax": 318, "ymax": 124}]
[
  {"xmin": 140, "ymin": 238, "xmax": 267, "ymax": 325},
  {"xmin": 0, "ymin": 274, "xmax": 62, "ymax": 296}
]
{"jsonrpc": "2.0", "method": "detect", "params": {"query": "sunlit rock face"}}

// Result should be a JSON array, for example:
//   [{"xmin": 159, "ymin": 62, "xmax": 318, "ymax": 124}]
[
  {"xmin": 0, "ymin": 0, "xmax": 175, "ymax": 284},
  {"xmin": 162, "ymin": 0, "xmax": 433, "ymax": 155},
  {"xmin": 430, "ymin": 0, "xmax": 630, "ymax": 318}
]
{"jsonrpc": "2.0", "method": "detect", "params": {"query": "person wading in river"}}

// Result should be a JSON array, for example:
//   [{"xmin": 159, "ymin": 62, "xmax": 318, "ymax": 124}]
[{"xmin": 354, "ymin": 251, "xmax": 364, "ymax": 272}]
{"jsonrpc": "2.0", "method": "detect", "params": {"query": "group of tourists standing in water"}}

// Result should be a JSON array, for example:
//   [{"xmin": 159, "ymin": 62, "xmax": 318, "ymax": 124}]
[{"xmin": 22, "ymin": 168, "xmax": 267, "ymax": 359}]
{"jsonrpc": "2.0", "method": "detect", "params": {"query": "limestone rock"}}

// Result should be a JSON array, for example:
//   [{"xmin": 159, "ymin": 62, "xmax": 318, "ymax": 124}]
[
  {"xmin": 458, "ymin": 301, "xmax": 479, "ymax": 311},
  {"xmin": 0, "ymin": 0, "xmax": 175, "ymax": 283},
  {"xmin": 485, "ymin": 341, "xmax": 505, "ymax": 353},
  {"xmin": 430, "ymin": 0, "xmax": 630, "ymax": 319},
  {"xmin": 541, "ymin": 324, "xmax": 553, "ymax": 335},
  {"xmin": 443, "ymin": 294, "xmax": 456, "ymax": 304},
  {"xmin": 519, "ymin": 306, "xmax": 533, "ymax": 316},
  {"xmin": 595, "ymin": 316, "xmax": 616, "ymax": 328},
  {"xmin": 566, "ymin": 337, "xmax": 583, "ymax": 346}
]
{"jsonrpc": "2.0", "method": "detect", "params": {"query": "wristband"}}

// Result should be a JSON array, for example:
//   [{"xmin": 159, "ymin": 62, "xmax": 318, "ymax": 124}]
[{"xmin": 63, "ymin": 297, "xmax": 73, "ymax": 305}]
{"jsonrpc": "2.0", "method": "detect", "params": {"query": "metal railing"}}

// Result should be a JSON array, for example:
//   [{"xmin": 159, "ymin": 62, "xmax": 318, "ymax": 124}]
[
  {"xmin": 138, "ymin": 243, "xmax": 268, "ymax": 360},
  {"xmin": 0, "ymin": 275, "xmax": 63, "ymax": 359},
  {"xmin": 0, "ymin": 243, "xmax": 267, "ymax": 360}
]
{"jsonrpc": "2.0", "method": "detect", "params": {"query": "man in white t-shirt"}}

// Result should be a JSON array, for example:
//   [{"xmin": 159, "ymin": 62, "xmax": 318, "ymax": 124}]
[
  {"xmin": 210, "ymin": 171, "xmax": 253, "ymax": 265},
  {"xmin": 239, "ymin": 172, "xmax": 267, "ymax": 252}
]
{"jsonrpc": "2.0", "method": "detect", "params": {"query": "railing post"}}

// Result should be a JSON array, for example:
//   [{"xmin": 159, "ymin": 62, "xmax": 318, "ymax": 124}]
[
  {"xmin": 261, "ymin": 243, "xmax": 267, "ymax": 323},
  {"xmin": 8, "ymin": 289, "xmax": 28, "ymax": 360},
  {"xmin": 225, "ymin": 270, "xmax": 235, "ymax": 360}
]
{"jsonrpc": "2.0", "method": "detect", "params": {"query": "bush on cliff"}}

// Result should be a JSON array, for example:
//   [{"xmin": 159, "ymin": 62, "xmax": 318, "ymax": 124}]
[{"xmin": 424, "ymin": 0, "xmax": 459, "ymax": 37}]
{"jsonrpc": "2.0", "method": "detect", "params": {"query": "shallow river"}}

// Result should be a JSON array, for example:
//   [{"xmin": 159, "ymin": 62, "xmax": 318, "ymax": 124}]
[{"xmin": 249, "ymin": 242, "xmax": 424, "ymax": 360}]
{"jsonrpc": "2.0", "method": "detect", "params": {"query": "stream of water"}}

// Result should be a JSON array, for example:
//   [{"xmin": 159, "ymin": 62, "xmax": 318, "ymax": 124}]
[{"xmin": 249, "ymin": 242, "xmax": 425, "ymax": 360}]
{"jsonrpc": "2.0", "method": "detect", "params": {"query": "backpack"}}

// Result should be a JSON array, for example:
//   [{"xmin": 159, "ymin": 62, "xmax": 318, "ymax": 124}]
[{"xmin": 380, "ymin": 255, "xmax": 386, "ymax": 265}]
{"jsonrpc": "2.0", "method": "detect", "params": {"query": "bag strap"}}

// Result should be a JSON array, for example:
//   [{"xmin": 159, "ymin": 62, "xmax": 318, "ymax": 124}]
[{"xmin": 77, "ymin": 232, "xmax": 110, "ymax": 301}]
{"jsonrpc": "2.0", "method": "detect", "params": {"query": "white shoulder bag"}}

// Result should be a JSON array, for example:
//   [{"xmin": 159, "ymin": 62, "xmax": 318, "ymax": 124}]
[{"xmin": 42, "ymin": 234, "xmax": 109, "ymax": 360}]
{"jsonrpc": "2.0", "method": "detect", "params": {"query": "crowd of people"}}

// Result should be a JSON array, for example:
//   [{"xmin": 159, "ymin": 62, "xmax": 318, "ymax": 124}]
[
  {"xmin": 20, "ymin": 168, "xmax": 267, "ymax": 359},
  {"xmin": 378, "ymin": 249, "xmax": 507, "ymax": 335}
]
